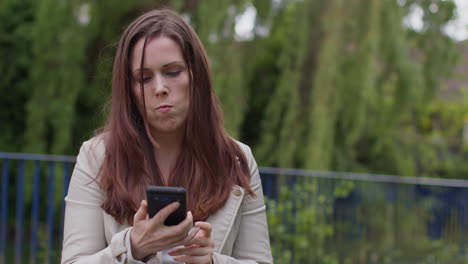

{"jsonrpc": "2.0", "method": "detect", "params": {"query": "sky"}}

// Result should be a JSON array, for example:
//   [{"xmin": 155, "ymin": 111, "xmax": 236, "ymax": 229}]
[
  {"xmin": 405, "ymin": 0, "xmax": 468, "ymax": 41},
  {"xmin": 442, "ymin": 0, "xmax": 468, "ymax": 41},
  {"xmin": 236, "ymin": 1, "xmax": 468, "ymax": 42}
]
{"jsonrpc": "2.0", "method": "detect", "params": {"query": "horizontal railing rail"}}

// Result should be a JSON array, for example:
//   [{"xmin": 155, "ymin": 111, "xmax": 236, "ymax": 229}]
[
  {"xmin": 0, "ymin": 152, "xmax": 76, "ymax": 163},
  {"xmin": 259, "ymin": 167, "xmax": 468, "ymax": 188}
]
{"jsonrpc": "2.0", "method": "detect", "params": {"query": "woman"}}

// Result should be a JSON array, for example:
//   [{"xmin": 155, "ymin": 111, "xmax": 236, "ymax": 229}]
[{"xmin": 61, "ymin": 8, "xmax": 272, "ymax": 264}]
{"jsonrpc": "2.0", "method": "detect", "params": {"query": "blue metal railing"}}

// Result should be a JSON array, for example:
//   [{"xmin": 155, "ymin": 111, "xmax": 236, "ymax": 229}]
[
  {"xmin": 0, "ymin": 159, "xmax": 9, "ymax": 264},
  {"xmin": 259, "ymin": 167, "xmax": 468, "ymax": 263},
  {"xmin": 1, "ymin": 153, "xmax": 468, "ymax": 263},
  {"xmin": 0, "ymin": 153, "xmax": 75, "ymax": 264}
]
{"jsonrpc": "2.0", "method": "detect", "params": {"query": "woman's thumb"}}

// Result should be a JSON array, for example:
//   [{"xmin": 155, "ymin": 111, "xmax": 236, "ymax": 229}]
[{"xmin": 134, "ymin": 200, "xmax": 148, "ymax": 224}]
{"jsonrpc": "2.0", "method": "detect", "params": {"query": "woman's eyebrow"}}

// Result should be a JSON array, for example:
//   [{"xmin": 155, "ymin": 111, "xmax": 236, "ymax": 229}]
[
  {"xmin": 132, "ymin": 61, "xmax": 185, "ymax": 73},
  {"xmin": 162, "ymin": 61, "xmax": 185, "ymax": 67}
]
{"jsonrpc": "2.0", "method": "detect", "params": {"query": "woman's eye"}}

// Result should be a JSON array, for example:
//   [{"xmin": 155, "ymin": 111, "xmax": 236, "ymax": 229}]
[
  {"xmin": 135, "ymin": 76, "xmax": 151, "ymax": 83},
  {"xmin": 166, "ymin": 71, "xmax": 181, "ymax": 77}
]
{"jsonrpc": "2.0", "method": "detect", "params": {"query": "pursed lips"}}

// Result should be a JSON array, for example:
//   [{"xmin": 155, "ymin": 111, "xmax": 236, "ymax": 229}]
[{"xmin": 156, "ymin": 104, "xmax": 173, "ymax": 112}]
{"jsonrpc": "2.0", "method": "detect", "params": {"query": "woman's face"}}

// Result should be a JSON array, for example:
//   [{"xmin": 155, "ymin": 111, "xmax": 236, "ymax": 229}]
[{"xmin": 131, "ymin": 36, "xmax": 190, "ymax": 137}]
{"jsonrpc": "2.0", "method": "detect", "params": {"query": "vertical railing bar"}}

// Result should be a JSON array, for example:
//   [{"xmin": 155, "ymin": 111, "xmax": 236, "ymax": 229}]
[
  {"xmin": 63, "ymin": 162, "xmax": 72, "ymax": 197},
  {"xmin": 264, "ymin": 174, "xmax": 272, "ymax": 199},
  {"xmin": 30, "ymin": 160, "xmax": 41, "ymax": 264},
  {"xmin": 279, "ymin": 174, "xmax": 288, "ymax": 262},
  {"xmin": 314, "ymin": 177, "xmax": 319, "ymax": 224},
  {"xmin": 46, "ymin": 162, "xmax": 55, "ymax": 264},
  {"xmin": 391, "ymin": 183, "xmax": 396, "ymax": 256},
  {"xmin": 291, "ymin": 175, "xmax": 296, "ymax": 263},
  {"xmin": 328, "ymin": 178, "xmax": 334, "ymax": 223},
  {"xmin": 0, "ymin": 159, "xmax": 10, "ymax": 264},
  {"xmin": 14, "ymin": 160, "xmax": 25, "ymax": 264},
  {"xmin": 443, "ymin": 190, "xmax": 449, "ymax": 247},
  {"xmin": 460, "ymin": 201, "xmax": 468, "ymax": 257},
  {"xmin": 459, "ymin": 202, "xmax": 465, "ymax": 257},
  {"xmin": 273, "ymin": 173, "xmax": 278, "ymax": 200},
  {"xmin": 60, "ymin": 163, "xmax": 71, "ymax": 246}
]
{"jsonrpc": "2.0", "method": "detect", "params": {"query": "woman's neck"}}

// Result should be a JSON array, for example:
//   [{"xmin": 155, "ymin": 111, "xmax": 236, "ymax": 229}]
[{"xmin": 151, "ymin": 130, "xmax": 184, "ymax": 184}]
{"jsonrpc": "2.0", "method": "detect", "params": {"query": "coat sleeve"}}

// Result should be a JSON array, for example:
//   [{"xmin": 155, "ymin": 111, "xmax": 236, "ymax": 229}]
[
  {"xmin": 61, "ymin": 138, "xmax": 161, "ymax": 264},
  {"xmin": 212, "ymin": 144, "xmax": 273, "ymax": 264}
]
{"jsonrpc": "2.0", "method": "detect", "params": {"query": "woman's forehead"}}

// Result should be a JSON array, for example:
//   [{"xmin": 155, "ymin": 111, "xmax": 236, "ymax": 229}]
[{"xmin": 131, "ymin": 36, "xmax": 185, "ymax": 70}]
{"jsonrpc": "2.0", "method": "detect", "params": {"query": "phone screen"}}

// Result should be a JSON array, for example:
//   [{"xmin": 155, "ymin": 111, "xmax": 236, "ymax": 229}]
[{"xmin": 146, "ymin": 186, "xmax": 187, "ymax": 226}]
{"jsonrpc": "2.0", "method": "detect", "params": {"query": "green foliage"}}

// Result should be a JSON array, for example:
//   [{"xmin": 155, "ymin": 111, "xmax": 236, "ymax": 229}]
[
  {"xmin": 2, "ymin": 0, "xmax": 462, "ymax": 174},
  {"xmin": 267, "ymin": 179, "xmax": 337, "ymax": 264},
  {"xmin": 0, "ymin": 0, "xmax": 463, "ymax": 175},
  {"xmin": 269, "ymin": 179, "xmax": 468, "ymax": 264},
  {"xmin": 249, "ymin": 0, "xmax": 462, "ymax": 180},
  {"xmin": 1, "ymin": 0, "xmax": 468, "ymax": 262},
  {"xmin": 24, "ymin": 0, "xmax": 91, "ymax": 155},
  {"xmin": 0, "ymin": 0, "xmax": 34, "ymax": 152},
  {"xmin": 256, "ymin": 0, "xmax": 322, "ymax": 168},
  {"xmin": 413, "ymin": 91, "xmax": 468, "ymax": 178},
  {"xmin": 191, "ymin": 1, "xmax": 251, "ymax": 137}
]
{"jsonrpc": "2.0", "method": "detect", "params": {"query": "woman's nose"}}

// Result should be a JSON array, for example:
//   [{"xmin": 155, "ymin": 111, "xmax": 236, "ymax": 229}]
[{"xmin": 153, "ymin": 75, "xmax": 168, "ymax": 97}]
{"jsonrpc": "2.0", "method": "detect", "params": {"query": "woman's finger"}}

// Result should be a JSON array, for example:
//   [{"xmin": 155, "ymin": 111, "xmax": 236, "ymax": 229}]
[
  {"xmin": 160, "ymin": 213, "xmax": 197, "ymax": 247},
  {"xmin": 150, "ymin": 202, "xmax": 180, "ymax": 226},
  {"xmin": 168, "ymin": 211, "xmax": 194, "ymax": 238},
  {"xmin": 169, "ymin": 226, "xmax": 200, "ymax": 247},
  {"xmin": 188, "ymin": 236, "xmax": 212, "ymax": 247},
  {"xmin": 169, "ymin": 229, "xmax": 200, "ymax": 248},
  {"xmin": 194, "ymin": 222, "xmax": 212, "ymax": 237},
  {"xmin": 133, "ymin": 200, "xmax": 148, "ymax": 224},
  {"xmin": 185, "ymin": 227, "xmax": 200, "ymax": 243},
  {"xmin": 168, "ymin": 245, "xmax": 211, "ymax": 257}
]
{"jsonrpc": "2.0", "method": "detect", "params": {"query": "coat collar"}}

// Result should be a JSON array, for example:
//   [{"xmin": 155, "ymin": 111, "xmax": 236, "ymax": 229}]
[{"xmin": 207, "ymin": 185, "xmax": 245, "ymax": 253}]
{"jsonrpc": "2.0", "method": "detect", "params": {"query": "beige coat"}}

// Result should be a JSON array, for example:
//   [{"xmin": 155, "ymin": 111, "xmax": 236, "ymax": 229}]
[{"xmin": 61, "ymin": 137, "xmax": 273, "ymax": 264}]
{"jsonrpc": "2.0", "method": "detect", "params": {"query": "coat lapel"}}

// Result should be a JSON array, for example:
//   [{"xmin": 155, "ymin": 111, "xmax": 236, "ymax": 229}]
[{"xmin": 207, "ymin": 185, "xmax": 245, "ymax": 253}]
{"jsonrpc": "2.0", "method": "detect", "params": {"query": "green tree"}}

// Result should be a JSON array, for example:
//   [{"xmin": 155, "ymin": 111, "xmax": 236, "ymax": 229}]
[
  {"xmin": 0, "ymin": 0, "xmax": 34, "ymax": 152},
  {"xmin": 24, "ymin": 0, "xmax": 90, "ymax": 155}
]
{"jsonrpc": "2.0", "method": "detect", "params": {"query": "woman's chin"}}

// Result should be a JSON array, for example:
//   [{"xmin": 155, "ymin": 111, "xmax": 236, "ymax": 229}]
[{"xmin": 150, "ymin": 124, "xmax": 184, "ymax": 135}]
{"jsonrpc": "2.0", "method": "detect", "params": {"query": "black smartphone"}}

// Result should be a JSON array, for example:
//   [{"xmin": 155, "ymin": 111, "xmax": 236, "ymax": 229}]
[{"xmin": 146, "ymin": 186, "xmax": 187, "ymax": 226}]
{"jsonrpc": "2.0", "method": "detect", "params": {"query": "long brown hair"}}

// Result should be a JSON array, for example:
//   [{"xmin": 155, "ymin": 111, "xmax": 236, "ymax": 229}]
[{"xmin": 99, "ymin": 8, "xmax": 253, "ymax": 224}]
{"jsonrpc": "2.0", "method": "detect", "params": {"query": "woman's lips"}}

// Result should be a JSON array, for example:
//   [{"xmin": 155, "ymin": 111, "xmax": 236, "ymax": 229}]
[{"xmin": 156, "ymin": 105, "xmax": 173, "ymax": 113}]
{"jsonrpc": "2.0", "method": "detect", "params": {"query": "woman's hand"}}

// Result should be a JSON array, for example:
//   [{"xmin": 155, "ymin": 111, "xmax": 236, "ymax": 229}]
[
  {"xmin": 130, "ymin": 200, "xmax": 199, "ymax": 260},
  {"xmin": 168, "ymin": 221, "xmax": 215, "ymax": 264}
]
